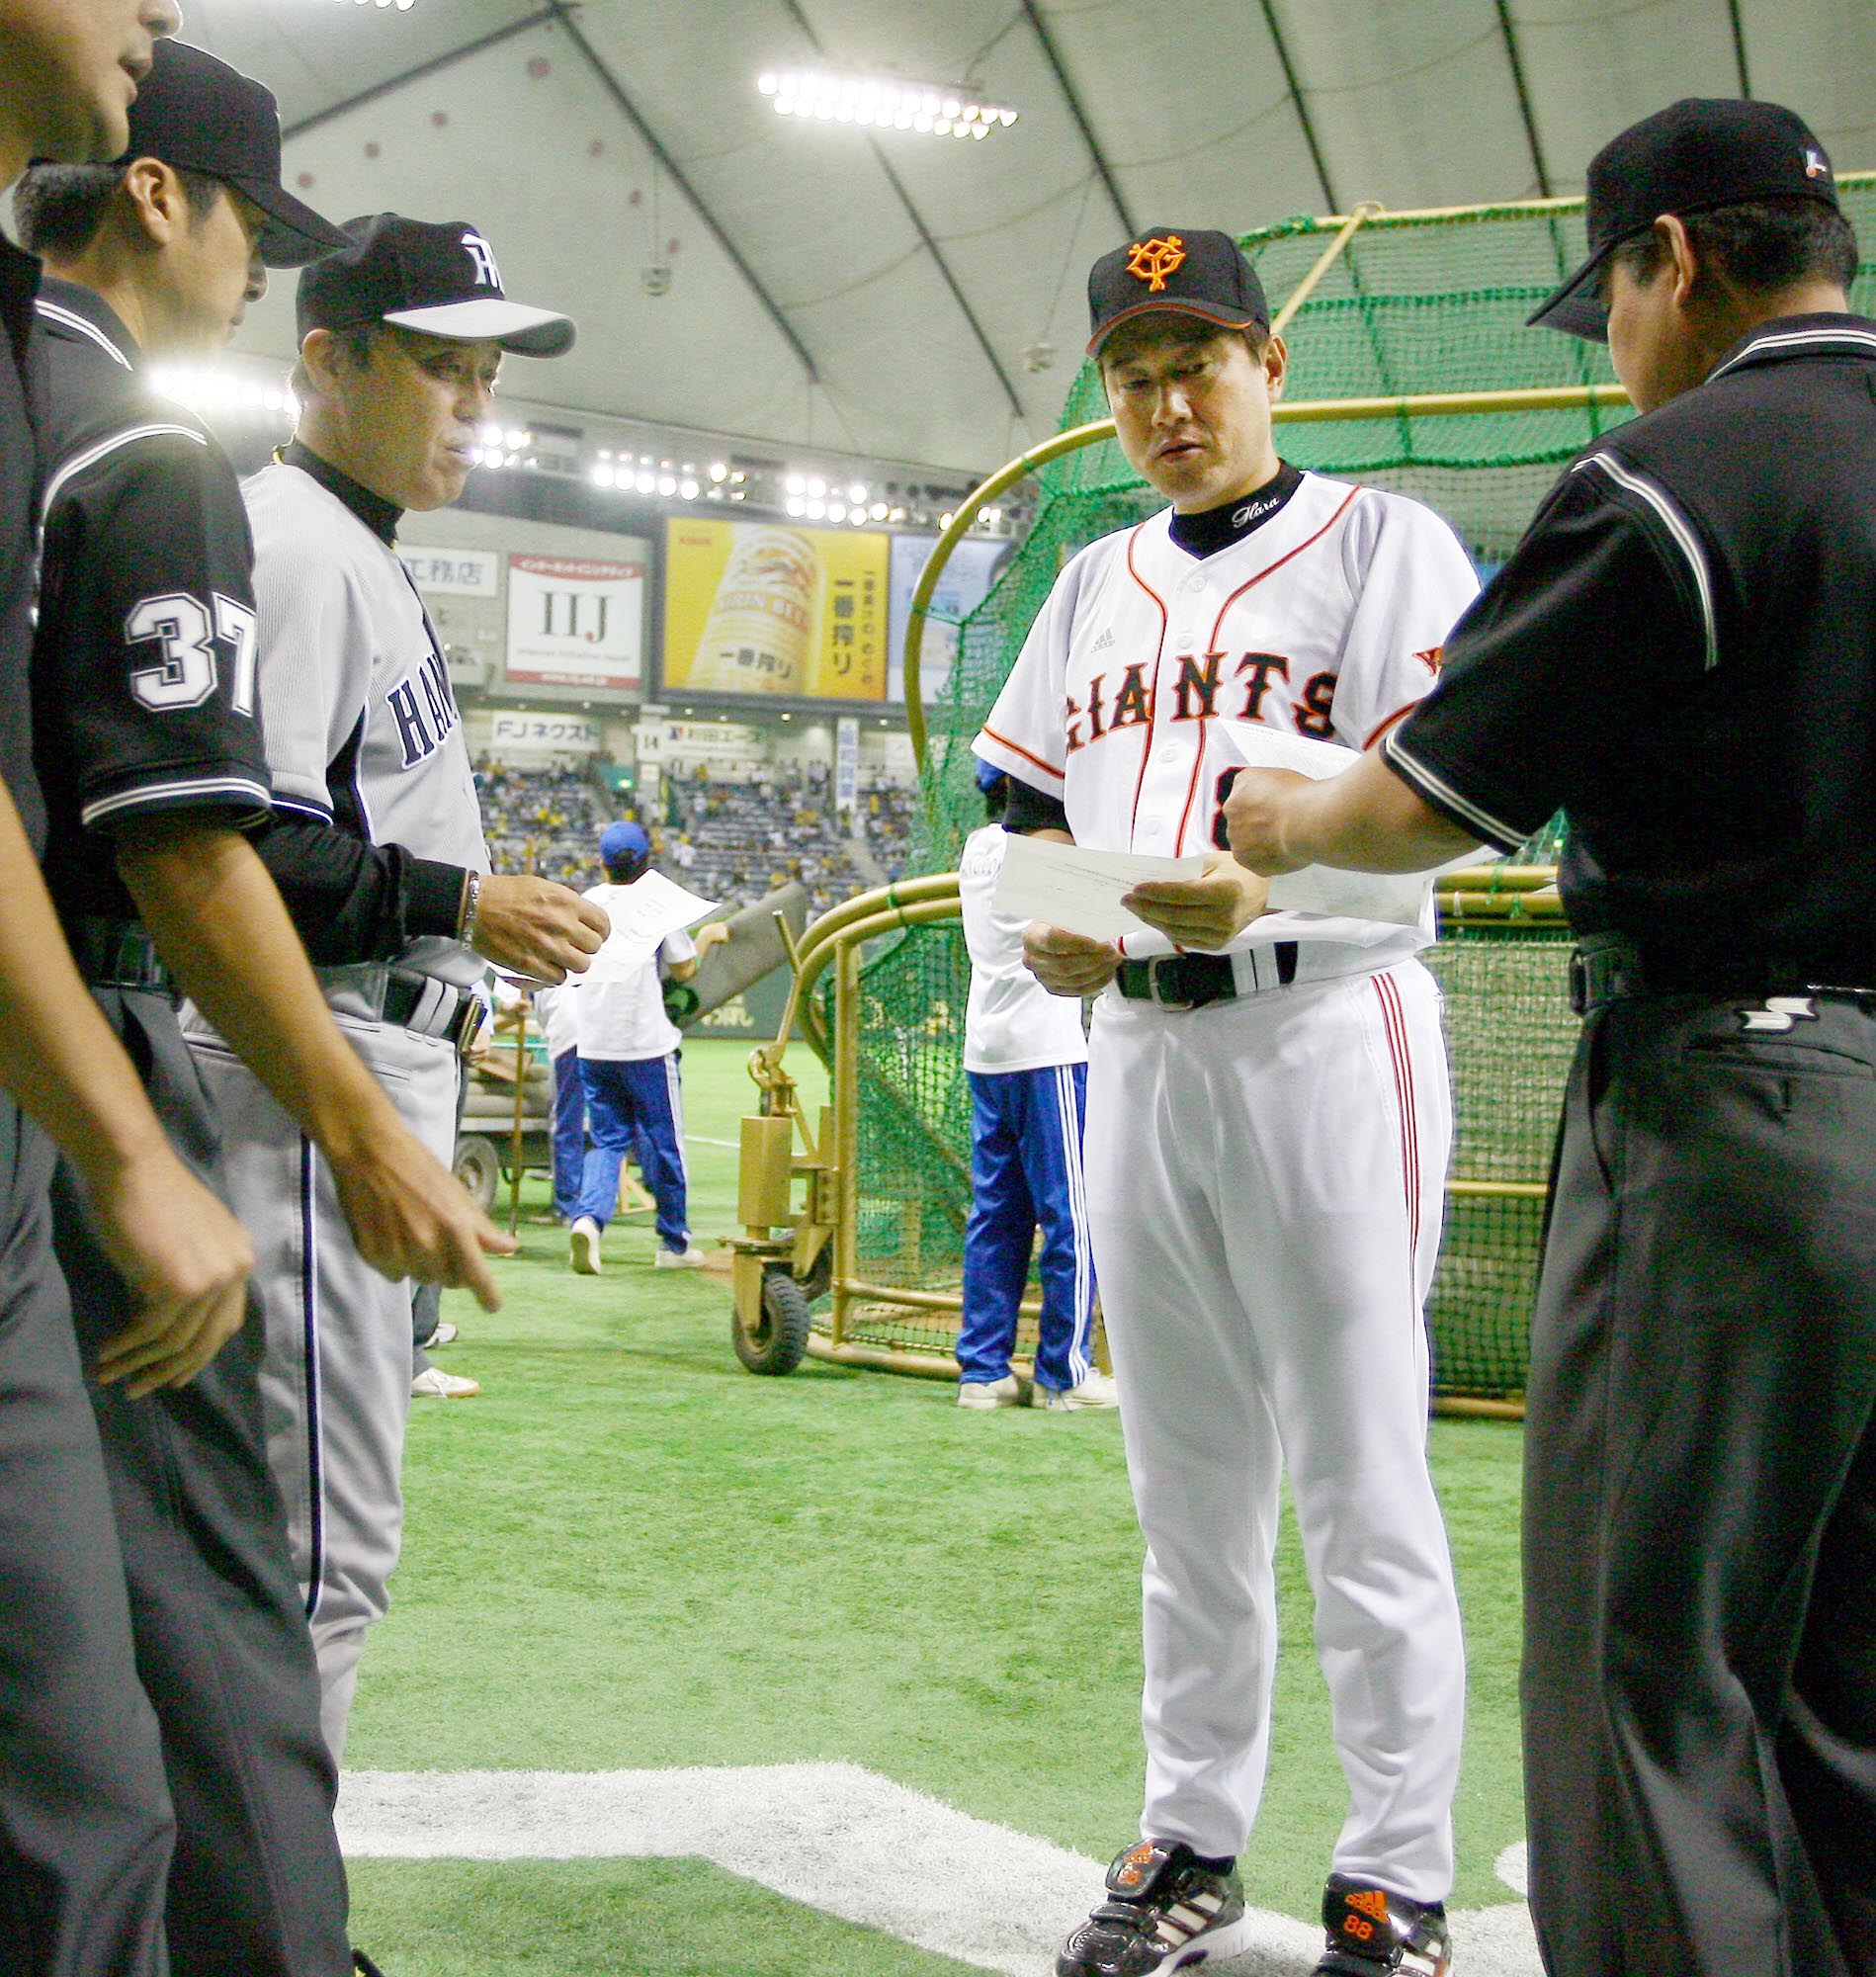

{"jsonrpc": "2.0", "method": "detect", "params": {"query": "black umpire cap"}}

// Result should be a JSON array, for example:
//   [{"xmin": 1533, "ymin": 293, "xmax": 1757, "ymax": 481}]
[
  {"xmin": 117, "ymin": 40, "xmax": 350, "ymax": 269},
  {"xmin": 298, "ymin": 215, "xmax": 576, "ymax": 358},
  {"xmin": 1530, "ymin": 97, "xmax": 1841, "ymax": 340},
  {"xmin": 1086, "ymin": 227, "xmax": 1270, "ymax": 359}
]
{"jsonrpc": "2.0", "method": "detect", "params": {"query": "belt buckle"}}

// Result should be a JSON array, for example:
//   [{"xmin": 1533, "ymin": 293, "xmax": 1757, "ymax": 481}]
[
  {"xmin": 449, "ymin": 992, "xmax": 484, "ymax": 1058},
  {"xmin": 1147, "ymin": 958, "xmax": 1194, "ymax": 1012},
  {"xmin": 1568, "ymin": 952, "xmax": 1590, "ymax": 1016}
]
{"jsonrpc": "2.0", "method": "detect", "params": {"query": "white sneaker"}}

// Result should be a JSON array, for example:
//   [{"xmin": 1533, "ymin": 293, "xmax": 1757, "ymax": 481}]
[
  {"xmin": 1035, "ymin": 1370, "xmax": 1120, "ymax": 1412},
  {"xmin": 653, "ymin": 1245, "xmax": 709, "ymax": 1269},
  {"xmin": 958, "ymin": 1374, "xmax": 1022, "ymax": 1411},
  {"xmin": 569, "ymin": 1217, "xmax": 602, "ymax": 1275},
  {"xmin": 411, "ymin": 1366, "xmax": 480, "ymax": 1400},
  {"xmin": 422, "ymin": 1321, "xmax": 460, "ymax": 1349}
]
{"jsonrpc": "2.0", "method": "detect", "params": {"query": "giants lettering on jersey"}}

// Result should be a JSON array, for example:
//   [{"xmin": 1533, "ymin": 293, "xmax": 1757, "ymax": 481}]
[
  {"xmin": 1066, "ymin": 649, "xmax": 1340, "ymax": 756},
  {"xmin": 385, "ymin": 644, "xmax": 459, "ymax": 769},
  {"xmin": 979, "ymin": 476, "xmax": 1483, "ymax": 864}
]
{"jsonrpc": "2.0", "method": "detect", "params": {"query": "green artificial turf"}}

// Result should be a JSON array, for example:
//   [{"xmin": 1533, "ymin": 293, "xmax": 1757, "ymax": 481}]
[
  {"xmin": 349, "ymin": 1040, "xmax": 1527, "ymax": 1963},
  {"xmin": 345, "ymin": 1858, "xmax": 985, "ymax": 1977}
]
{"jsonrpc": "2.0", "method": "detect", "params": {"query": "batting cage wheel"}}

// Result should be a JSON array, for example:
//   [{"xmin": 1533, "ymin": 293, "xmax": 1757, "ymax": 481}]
[{"xmin": 733, "ymin": 1265, "xmax": 812, "ymax": 1376}]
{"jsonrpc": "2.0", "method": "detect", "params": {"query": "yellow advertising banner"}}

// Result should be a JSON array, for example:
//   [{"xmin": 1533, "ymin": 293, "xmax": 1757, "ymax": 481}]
[{"xmin": 662, "ymin": 519, "xmax": 890, "ymax": 702}]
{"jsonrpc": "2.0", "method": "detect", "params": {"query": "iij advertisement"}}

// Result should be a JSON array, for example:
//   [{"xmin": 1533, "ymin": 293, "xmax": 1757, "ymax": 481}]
[
  {"xmin": 506, "ymin": 553, "xmax": 645, "ymax": 693},
  {"xmin": 662, "ymin": 520, "xmax": 890, "ymax": 702}
]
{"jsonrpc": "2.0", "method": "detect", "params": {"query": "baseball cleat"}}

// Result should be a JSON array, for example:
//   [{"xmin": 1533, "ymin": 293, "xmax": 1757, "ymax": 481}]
[
  {"xmin": 568, "ymin": 1217, "xmax": 602, "ymax": 1274},
  {"xmin": 422, "ymin": 1320, "xmax": 460, "ymax": 1349},
  {"xmin": 352, "ymin": 1951, "xmax": 387, "ymax": 1975},
  {"xmin": 653, "ymin": 1244, "xmax": 709, "ymax": 1269},
  {"xmin": 1057, "ymin": 1840, "xmax": 1251, "ymax": 1976},
  {"xmin": 958, "ymin": 1373, "xmax": 1022, "ymax": 1410},
  {"xmin": 1315, "ymin": 1874, "xmax": 1451, "ymax": 1975},
  {"xmin": 410, "ymin": 1366, "xmax": 479, "ymax": 1400},
  {"xmin": 1035, "ymin": 1370, "xmax": 1120, "ymax": 1411}
]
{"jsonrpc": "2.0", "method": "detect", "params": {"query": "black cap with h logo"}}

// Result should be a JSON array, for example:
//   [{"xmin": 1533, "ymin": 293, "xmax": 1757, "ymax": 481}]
[{"xmin": 297, "ymin": 214, "xmax": 575, "ymax": 358}]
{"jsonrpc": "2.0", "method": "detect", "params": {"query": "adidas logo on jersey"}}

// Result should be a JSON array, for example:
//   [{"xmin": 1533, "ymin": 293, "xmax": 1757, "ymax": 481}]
[{"xmin": 1090, "ymin": 627, "xmax": 1115, "ymax": 652}]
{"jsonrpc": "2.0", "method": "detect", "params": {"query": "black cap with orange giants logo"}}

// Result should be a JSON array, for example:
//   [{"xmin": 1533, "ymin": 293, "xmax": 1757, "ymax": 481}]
[{"xmin": 1086, "ymin": 227, "xmax": 1271, "ymax": 360}]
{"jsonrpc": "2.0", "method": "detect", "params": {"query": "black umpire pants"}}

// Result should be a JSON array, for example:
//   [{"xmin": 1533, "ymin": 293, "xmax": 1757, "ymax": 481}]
[
  {"xmin": 1523, "ymin": 989, "xmax": 1876, "ymax": 1977},
  {"xmin": 52, "ymin": 990, "xmax": 350, "ymax": 1977},
  {"xmin": 0, "ymin": 1095, "xmax": 174, "ymax": 1977}
]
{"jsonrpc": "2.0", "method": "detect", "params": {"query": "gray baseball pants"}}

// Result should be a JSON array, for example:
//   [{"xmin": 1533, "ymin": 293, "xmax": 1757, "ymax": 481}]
[{"xmin": 183, "ymin": 1005, "xmax": 462, "ymax": 1763}]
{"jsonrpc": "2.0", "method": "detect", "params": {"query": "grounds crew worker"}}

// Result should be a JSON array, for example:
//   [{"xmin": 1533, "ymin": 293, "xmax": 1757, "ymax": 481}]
[
  {"xmin": 186, "ymin": 213, "xmax": 605, "ymax": 1762},
  {"xmin": 17, "ymin": 39, "xmax": 527, "ymax": 1976},
  {"xmin": 0, "ymin": 2, "xmax": 263, "ymax": 1966},
  {"xmin": 1223, "ymin": 97, "xmax": 1876, "ymax": 1977}
]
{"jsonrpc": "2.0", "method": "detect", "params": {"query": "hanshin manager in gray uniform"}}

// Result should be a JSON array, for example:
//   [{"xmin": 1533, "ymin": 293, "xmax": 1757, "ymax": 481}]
[
  {"xmin": 185, "ymin": 215, "xmax": 606, "ymax": 1758},
  {"xmin": 1224, "ymin": 97, "xmax": 1876, "ymax": 1977}
]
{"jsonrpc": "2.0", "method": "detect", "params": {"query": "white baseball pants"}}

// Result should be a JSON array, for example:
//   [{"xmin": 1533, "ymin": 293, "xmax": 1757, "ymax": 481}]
[
  {"xmin": 182, "ymin": 1008, "xmax": 462, "ymax": 1763},
  {"xmin": 1084, "ymin": 956, "xmax": 1465, "ymax": 1900}
]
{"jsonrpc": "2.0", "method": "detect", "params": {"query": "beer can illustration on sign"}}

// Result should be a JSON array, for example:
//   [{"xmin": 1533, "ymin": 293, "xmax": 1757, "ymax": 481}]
[{"xmin": 687, "ymin": 528, "xmax": 819, "ymax": 694}]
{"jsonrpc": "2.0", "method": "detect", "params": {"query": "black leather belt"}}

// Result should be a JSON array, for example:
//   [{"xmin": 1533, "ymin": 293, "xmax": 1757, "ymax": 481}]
[
  {"xmin": 1569, "ymin": 933, "xmax": 1875, "ymax": 1015},
  {"xmin": 383, "ymin": 970, "xmax": 483, "ymax": 1055},
  {"xmin": 1115, "ymin": 941, "xmax": 1297, "ymax": 1011},
  {"xmin": 73, "ymin": 918, "xmax": 173, "ymax": 996}
]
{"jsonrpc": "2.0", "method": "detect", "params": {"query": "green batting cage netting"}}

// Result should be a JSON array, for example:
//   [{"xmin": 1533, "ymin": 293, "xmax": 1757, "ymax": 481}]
[{"xmin": 819, "ymin": 185, "xmax": 1876, "ymax": 1405}]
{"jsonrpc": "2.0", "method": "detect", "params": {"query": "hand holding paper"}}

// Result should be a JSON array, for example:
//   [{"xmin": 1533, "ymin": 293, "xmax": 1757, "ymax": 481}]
[
  {"xmin": 583, "ymin": 870, "xmax": 720, "ymax": 984},
  {"xmin": 992, "ymin": 831, "xmax": 1206, "ymax": 944},
  {"xmin": 1214, "ymin": 722, "xmax": 1441, "ymax": 926}
]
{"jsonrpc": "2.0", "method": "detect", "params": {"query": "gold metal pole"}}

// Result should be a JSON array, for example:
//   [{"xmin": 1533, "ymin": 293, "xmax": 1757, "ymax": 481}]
[
  {"xmin": 830, "ymin": 935, "xmax": 862, "ymax": 1348},
  {"xmin": 1267, "ymin": 201, "xmax": 1381, "ymax": 338}
]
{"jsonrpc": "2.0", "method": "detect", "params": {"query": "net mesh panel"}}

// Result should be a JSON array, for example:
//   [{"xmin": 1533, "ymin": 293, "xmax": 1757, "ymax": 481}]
[{"xmin": 820, "ymin": 187, "xmax": 1876, "ymax": 1396}]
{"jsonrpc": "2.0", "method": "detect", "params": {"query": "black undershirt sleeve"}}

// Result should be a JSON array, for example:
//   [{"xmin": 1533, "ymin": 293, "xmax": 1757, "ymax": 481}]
[
  {"xmin": 1001, "ymin": 778, "xmax": 1070, "ymax": 835},
  {"xmin": 252, "ymin": 814, "xmax": 465, "ymax": 966}
]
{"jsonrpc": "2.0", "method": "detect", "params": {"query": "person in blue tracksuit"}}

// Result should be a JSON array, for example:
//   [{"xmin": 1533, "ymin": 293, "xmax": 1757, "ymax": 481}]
[
  {"xmin": 532, "ymin": 978, "xmax": 585, "ymax": 1224},
  {"xmin": 956, "ymin": 764, "xmax": 1115, "ymax": 1412},
  {"xmin": 567, "ymin": 821, "xmax": 722, "ymax": 1273}
]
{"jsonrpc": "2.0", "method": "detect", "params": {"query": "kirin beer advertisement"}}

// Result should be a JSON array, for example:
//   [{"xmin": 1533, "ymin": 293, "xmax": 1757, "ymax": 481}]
[
  {"xmin": 661, "ymin": 520, "xmax": 890, "ymax": 702},
  {"xmin": 505, "ymin": 553, "xmax": 646, "ymax": 692}
]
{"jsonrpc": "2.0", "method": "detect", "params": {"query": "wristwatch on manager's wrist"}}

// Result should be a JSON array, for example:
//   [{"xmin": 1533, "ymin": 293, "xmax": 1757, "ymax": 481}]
[{"xmin": 458, "ymin": 870, "xmax": 483, "ymax": 946}]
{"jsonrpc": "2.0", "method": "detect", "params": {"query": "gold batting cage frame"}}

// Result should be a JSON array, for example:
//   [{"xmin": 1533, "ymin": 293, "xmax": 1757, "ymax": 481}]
[{"xmin": 726, "ymin": 178, "xmax": 1876, "ymax": 1413}]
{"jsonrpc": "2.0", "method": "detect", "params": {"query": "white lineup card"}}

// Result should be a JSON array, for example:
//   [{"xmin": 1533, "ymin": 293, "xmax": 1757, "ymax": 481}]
[{"xmin": 991, "ymin": 831, "xmax": 1207, "ymax": 944}]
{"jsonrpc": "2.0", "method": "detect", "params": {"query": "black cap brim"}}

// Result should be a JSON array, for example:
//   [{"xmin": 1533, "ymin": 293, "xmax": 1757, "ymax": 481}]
[
  {"xmin": 1526, "ymin": 249, "xmax": 1612, "ymax": 341},
  {"xmin": 1087, "ymin": 297, "xmax": 1261, "ymax": 360},
  {"xmin": 235, "ymin": 178, "xmax": 354, "ymax": 269}
]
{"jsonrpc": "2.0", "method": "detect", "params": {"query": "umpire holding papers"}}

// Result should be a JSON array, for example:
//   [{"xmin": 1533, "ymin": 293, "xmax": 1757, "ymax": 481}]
[{"xmin": 1221, "ymin": 99, "xmax": 1876, "ymax": 1977}]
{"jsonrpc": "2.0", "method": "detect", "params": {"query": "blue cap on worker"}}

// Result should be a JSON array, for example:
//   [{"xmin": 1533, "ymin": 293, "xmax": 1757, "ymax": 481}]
[
  {"xmin": 974, "ymin": 756, "xmax": 1005, "ymax": 793},
  {"xmin": 599, "ymin": 819, "xmax": 649, "ymax": 863}
]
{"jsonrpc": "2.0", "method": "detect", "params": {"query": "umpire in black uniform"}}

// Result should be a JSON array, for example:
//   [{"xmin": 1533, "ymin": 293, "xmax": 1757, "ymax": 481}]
[
  {"xmin": 0, "ymin": 1, "xmax": 271, "ymax": 1969},
  {"xmin": 14, "ymin": 35, "xmax": 508, "ymax": 1977},
  {"xmin": 1220, "ymin": 98, "xmax": 1876, "ymax": 1977}
]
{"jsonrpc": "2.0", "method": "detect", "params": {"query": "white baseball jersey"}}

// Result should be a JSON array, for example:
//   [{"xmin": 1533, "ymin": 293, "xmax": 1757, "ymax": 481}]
[
  {"xmin": 533, "ymin": 979, "xmax": 581, "ymax": 1061},
  {"xmin": 973, "ymin": 470, "xmax": 1474, "ymax": 1893},
  {"xmin": 975, "ymin": 473, "xmax": 1478, "ymax": 962},
  {"xmin": 242, "ymin": 461, "xmax": 489, "ymax": 989},
  {"xmin": 957, "ymin": 824, "xmax": 1088, "ymax": 1075},
  {"xmin": 575, "ymin": 883, "xmax": 696, "ymax": 1062}
]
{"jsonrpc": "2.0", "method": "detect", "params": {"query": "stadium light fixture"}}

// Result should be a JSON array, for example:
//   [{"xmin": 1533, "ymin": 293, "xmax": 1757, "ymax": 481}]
[
  {"xmin": 757, "ymin": 69, "xmax": 1016, "ymax": 140},
  {"xmin": 335, "ymin": 0, "xmax": 418, "ymax": 12}
]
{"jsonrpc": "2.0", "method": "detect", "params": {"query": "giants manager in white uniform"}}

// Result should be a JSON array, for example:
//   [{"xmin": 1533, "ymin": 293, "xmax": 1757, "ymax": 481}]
[
  {"xmin": 975, "ymin": 230, "xmax": 1472, "ymax": 1977},
  {"xmin": 185, "ymin": 215, "xmax": 606, "ymax": 1759}
]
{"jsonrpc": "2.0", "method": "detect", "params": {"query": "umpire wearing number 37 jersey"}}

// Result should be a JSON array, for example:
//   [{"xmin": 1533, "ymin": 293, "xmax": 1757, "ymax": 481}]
[{"xmin": 17, "ymin": 39, "xmax": 361, "ymax": 1977}]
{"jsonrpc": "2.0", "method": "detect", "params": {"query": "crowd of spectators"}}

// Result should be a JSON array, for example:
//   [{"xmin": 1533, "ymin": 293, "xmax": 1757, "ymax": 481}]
[{"xmin": 472, "ymin": 756, "xmax": 921, "ymax": 918}]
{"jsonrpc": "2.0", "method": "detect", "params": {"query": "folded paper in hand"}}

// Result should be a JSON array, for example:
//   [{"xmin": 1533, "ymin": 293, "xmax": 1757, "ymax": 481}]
[
  {"xmin": 583, "ymin": 871, "xmax": 719, "ymax": 984},
  {"xmin": 991, "ymin": 833, "xmax": 1206, "ymax": 944},
  {"xmin": 1219, "ymin": 722, "xmax": 1443, "ymax": 928}
]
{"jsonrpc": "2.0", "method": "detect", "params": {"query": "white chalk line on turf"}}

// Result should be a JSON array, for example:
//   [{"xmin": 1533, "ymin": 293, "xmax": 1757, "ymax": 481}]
[{"xmin": 337, "ymin": 1765, "xmax": 1542, "ymax": 1977}]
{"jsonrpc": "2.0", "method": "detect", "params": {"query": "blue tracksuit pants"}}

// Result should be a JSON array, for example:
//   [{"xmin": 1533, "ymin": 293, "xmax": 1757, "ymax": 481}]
[
  {"xmin": 550, "ymin": 1047, "xmax": 586, "ymax": 1223},
  {"xmin": 576, "ymin": 1053, "xmax": 689, "ymax": 1252},
  {"xmin": 958, "ymin": 1063, "xmax": 1096, "ymax": 1394}
]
